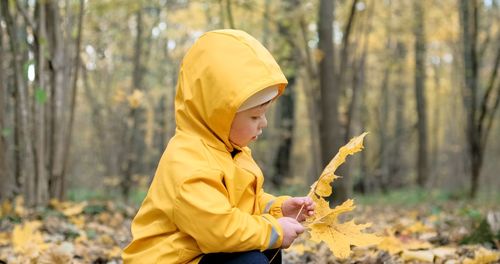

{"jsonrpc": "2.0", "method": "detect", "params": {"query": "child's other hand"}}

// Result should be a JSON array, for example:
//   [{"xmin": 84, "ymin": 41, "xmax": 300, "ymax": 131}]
[
  {"xmin": 277, "ymin": 217, "xmax": 305, "ymax": 248},
  {"xmin": 282, "ymin": 197, "xmax": 315, "ymax": 222}
]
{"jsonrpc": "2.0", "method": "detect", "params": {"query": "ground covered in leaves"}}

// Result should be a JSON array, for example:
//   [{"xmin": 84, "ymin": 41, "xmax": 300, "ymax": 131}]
[{"xmin": 0, "ymin": 197, "xmax": 499, "ymax": 263}]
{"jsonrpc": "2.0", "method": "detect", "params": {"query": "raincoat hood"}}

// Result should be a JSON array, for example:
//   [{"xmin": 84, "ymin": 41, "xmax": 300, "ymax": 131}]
[{"xmin": 175, "ymin": 29, "xmax": 288, "ymax": 152}]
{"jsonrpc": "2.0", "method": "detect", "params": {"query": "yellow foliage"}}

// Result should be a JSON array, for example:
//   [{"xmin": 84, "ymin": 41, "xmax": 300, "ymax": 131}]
[
  {"xmin": 14, "ymin": 196, "xmax": 26, "ymax": 217},
  {"xmin": 305, "ymin": 132, "xmax": 381, "ymax": 259},
  {"xmin": 463, "ymin": 247, "xmax": 500, "ymax": 264},
  {"xmin": 1, "ymin": 199, "xmax": 13, "ymax": 217},
  {"xmin": 431, "ymin": 247, "xmax": 456, "ymax": 259},
  {"xmin": 377, "ymin": 229, "xmax": 433, "ymax": 254},
  {"xmin": 107, "ymin": 246, "xmax": 123, "ymax": 259},
  {"xmin": 309, "ymin": 132, "xmax": 368, "ymax": 198},
  {"xmin": 404, "ymin": 221, "xmax": 433, "ymax": 234},
  {"xmin": 0, "ymin": 232, "xmax": 9, "ymax": 246},
  {"xmin": 113, "ymin": 88, "xmax": 126, "ymax": 104},
  {"xmin": 70, "ymin": 215, "xmax": 86, "ymax": 229},
  {"xmin": 308, "ymin": 199, "xmax": 381, "ymax": 258},
  {"xmin": 12, "ymin": 221, "xmax": 47, "ymax": 256},
  {"xmin": 401, "ymin": 249, "xmax": 435, "ymax": 262},
  {"xmin": 127, "ymin": 89, "xmax": 144, "ymax": 109},
  {"xmin": 51, "ymin": 199, "xmax": 87, "ymax": 217}
]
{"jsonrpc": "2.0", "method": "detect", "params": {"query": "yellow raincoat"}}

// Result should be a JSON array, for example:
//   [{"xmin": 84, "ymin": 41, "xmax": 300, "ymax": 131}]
[{"xmin": 122, "ymin": 30, "xmax": 289, "ymax": 263}]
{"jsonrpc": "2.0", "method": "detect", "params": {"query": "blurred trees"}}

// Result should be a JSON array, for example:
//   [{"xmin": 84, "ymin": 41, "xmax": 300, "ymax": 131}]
[
  {"xmin": 459, "ymin": 0, "xmax": 500, "ymax": 198},
  {"xmin": 0, "ymin": 0, "xmax": 84, "ymax": 206},
  {"xmin": 0, "ymin": 0, "xmax": 499, "ymax": 205}
]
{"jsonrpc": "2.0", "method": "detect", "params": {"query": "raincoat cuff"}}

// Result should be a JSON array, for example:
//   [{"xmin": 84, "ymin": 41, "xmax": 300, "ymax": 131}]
[
  {"xmin": 266, "ymin": 195, "xmax": 291, "ymax": 218},
  {"xmin": 261, "ymin": 214, "xmax": 284, "ymax": 249}
]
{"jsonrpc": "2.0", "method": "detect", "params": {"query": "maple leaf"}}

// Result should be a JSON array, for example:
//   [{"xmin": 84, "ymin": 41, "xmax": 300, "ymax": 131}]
[
  {"xmin": 309, "ymin": 132, "xmax": 368, "ymax": 198},
  {"xmin": 12, "ymin": 221, "xmax": 47, "ymax": 257},
  {"xmin": 307, "ymin": 199, "xmax": 382, "ymax": 259},
  {"xmin": 303, "ymin": 132, "xmax": 381, "ymax": 259}
]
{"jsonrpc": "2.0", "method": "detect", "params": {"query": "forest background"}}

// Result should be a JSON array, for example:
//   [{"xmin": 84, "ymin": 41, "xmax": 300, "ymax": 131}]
[{"xmin": 0, "ymin": 0, "xmax": 499, "ymax": 262}]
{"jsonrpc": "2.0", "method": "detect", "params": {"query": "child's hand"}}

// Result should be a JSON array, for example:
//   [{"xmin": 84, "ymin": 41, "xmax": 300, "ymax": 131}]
[
  {"xmin": 282, "ymin": 197, "xmax": 315, "ymax": 222},
  {"xmin": 277, "ymin": 217, "xmax": 305, "ymax": 248}
]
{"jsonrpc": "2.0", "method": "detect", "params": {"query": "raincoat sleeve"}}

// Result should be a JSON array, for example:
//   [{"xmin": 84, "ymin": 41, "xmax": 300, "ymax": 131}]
[
  {"xmin": 174, "ymin": 169, "xmax": 284, "ymax": 253},
  {"xmin": 259, "ymin": 192, "xmax": 291, "ymax": 218}
]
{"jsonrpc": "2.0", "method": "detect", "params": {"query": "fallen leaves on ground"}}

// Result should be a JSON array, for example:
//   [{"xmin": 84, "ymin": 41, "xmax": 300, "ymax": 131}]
[
  {"xmin": 0, "ymin": 199, "xmax": 134, "ymax": 264},
  {"xmin": 0, "ymin": 198, "xmax": 498, "ymax": 263},
  {"xmin": 285, "ymin": 202, "xmax": 500, "ymax": 263}
]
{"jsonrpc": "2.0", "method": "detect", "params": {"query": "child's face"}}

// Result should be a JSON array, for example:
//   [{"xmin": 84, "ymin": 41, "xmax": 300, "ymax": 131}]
[{"xmin": 229, "ymin": 103, "xmax": 270, "ymax": 147}]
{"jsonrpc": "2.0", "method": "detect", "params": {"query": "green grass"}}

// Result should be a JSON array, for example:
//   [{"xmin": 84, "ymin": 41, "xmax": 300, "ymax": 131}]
[
  {"xmin": 354, "ymin": 187, "xmax": 500, "ymax": 207},
  {"xmin": 66, "ymin": 185, "xmax": 499, "ymax": 210},
  {"xmin": 67, "ymin": 187, "xmax": 148, "ymax": 208}
]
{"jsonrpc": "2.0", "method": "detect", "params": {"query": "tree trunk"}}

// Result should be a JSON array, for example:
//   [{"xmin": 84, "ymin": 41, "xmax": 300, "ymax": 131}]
[
  {"xmin": 0, "ymin": 16, "xmax": 12, "ymax": 200},
  {"xmin": 390, "ymin": 41, "xmax": 407, "ymax": 189},
  {"xmin": 318, "ymin": 0, "xmax": 344, "ymax": 203},
  {"xmin": 46, "ymin": 0, "xmax": 67, "ymax": 199},
  {"xmin": 377, "ymin": 56, "xmax": 391, "ymax": 193},
  {"xmin": 272, "ymin": 77, "xmax": 295, "ymax": 186},
  {"xmin": 430, "ymin": 63, "xmax": 442, "ymax": 186},
  {"xmin": 332, "ymin": 0, "xmax": 359, "ymax": 203},
  {"xmin": 342, "ymin": 0, "xmax": 361, "ymax": 141},
  {"xmin": 297, "ymin": 15, "xmax": 322, "ymax": 184},
  {"xmin": 459, "ymin": 0, "xmax": 500, "ymax": 198},
  {"xmin": 60, "ymin": 0, "xmax": 84, "ymax": 199},
  {"xmin": 414, "ymin": 0, "xmax": 429, "ymax": 188},
  {"xmin": 225, "ymin": 0, "xmax": 235, "ymax": 29},
  {"xmin": 34, "ymin": 1, "xmax": 49, "ymax": 205},
  {"xmin": 121, "ymin": 8, "xmax": 144, "ymax": 200},
  {"xmin": 460, "ymin": 0, "xmax": 481, "ymax": 198},
  {"xmin": 1, "ymin": 0, "xmax": 37, "ymax": 206}
]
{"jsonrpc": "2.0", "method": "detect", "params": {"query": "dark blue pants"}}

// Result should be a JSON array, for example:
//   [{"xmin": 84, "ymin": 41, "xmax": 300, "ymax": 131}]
[{"xmin": 199, "ymin": 249, "xmax": 281, "ymax": 264}]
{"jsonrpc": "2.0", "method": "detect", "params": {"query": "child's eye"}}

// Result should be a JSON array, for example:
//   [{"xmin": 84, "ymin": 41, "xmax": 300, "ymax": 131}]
[{"xmin": 251, "ymin": 116, "xmax": 260, "ymax": 120}]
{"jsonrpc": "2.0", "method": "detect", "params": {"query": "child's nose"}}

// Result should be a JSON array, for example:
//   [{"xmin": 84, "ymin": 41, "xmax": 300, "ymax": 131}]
[{"xmin": 260, "ymin": 115, "xmax": 268, "ymax": 128}]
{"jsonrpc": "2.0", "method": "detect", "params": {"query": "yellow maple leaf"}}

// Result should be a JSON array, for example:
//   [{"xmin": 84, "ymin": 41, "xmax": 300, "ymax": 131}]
[
  {"xmin": 304, "ymin": 132, "xmax": 381, "ymax": 259},
  {"xmin": 309, "ymin": 132, "xmax": 368, "ymax": 197},
  {"xmin": 308, "ymin": 199, "xmax": 381, "ymax": 258},
  {"xmin": 12, "ymin": 221, "xmax": 47, "ymax": 256}
]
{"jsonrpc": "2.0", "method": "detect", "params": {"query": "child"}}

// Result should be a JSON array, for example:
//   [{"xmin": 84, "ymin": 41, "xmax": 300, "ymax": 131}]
[{"xmin": 122, "ymin": 29, "xmax": 315, "ymax": 264}]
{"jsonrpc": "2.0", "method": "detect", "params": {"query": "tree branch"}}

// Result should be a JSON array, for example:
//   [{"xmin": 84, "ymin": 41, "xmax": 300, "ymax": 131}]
[
  {"xmin": 478, "ymin": 36, "xmax": 500, "ymax": 147},
  {"xmin": 15, "ymin": 0, "xmax": 35, "ymax": 31}
]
